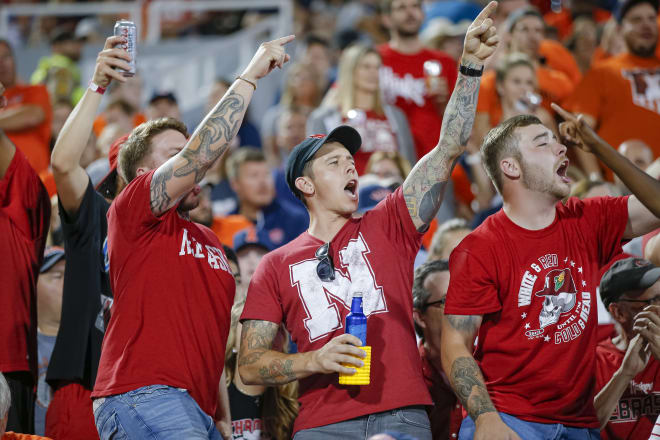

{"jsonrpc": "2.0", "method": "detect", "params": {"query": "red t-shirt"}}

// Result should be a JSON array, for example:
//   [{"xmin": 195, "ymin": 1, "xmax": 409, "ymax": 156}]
[
  {"xmin": 596, "ymin": 338, "xmax": 660, "ymax": 439},
  {"xmin": 445, "ymin": 196, "xmax": 629, "ymax": 427},
  {"xmin": 0, "ymin": 148, "xmax": 50, "ymax": 375},
  {"xmin": 342, "ymin": 110, "xmax": 398, "ymax": 174},
  {"xmin": 378, "ymin": 44, "xmax": 457, "ymax": 158},
  {"xmin": 92, "ymin": 171, "xmax": 236, "ymax": 417},
  {"xmin": 241, "ymin": 188, "xmax": 432, "ymax": 434},
  {"xmin": 3, "ymin": 84, "xmax": 52, "ymax": 174}
]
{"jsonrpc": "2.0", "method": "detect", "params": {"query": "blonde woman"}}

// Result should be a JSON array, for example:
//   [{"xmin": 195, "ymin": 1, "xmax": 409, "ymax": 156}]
[{"xmin": 307, "ymin": 44, "xmax": 416, "ymax": 173}]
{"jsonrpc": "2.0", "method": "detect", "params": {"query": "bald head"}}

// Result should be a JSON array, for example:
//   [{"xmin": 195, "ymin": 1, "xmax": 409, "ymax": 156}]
[{"xmin": 618, "ymin": 139, "xmax": 654, "ymax": 171}]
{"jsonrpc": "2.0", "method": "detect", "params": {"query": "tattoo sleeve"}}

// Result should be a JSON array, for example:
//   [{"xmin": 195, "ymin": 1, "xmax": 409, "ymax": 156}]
[
  {"xmin": 149, "ymin": 90, "xmax": 247, "ymax": 216},
  {"xmin": 238, "ymin": 320, "xmax": 297, "ymax": 385},
  {"xmin": 445, "ymin": 314, "xmax": 496, "ymax": 421},
  {"xmin": 402, "ymin": 63, "xmax": 481, "ymax": 232}
]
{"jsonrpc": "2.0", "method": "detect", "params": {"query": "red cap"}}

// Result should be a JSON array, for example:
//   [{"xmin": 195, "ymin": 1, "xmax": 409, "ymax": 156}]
[{"xmin": 96, "ymin": 133, "xmax": 129, "ymax": 199}]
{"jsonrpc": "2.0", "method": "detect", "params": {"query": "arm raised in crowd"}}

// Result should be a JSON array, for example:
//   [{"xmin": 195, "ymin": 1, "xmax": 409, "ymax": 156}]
[
  {"xmin": 149, "ymin": 35, "xmax": 294, "ymax": 216},
  {"xmin": 238, "ymin": 320, "xmax": 365, "ymax": 386},
  {"xmin": 402, "ymin": 1, "xmax": 499, "ymax": 232},
  {"xmin": 0, "ymin": 82, "xmax": 16, "ymax": 178},
  {"xmin": 552, "ymin": 103, "xmax": 660, "ymax": 238},
  {"xmin": 51, "ymin": 36, "xmax": 132, "ymax": 214}
]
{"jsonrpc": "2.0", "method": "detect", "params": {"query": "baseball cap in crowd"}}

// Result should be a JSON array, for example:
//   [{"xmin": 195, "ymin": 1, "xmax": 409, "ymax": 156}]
[
  {"xmin": 616, "ymin": 0, "xmax": 659, "ymax": 22},
  {"xmin": 50, "ymin": 26, "xmax": 81, "ymax": 44},
  {"xmin": 600, "ymin": 257, "xmax": 660, "ymax": 307},
  {"xmin": 41, "ymin": 247, "xmax": 65, "ymax": 273},
  {"xmin": 233, "ymin": 228, "xmax": 275, "ymax": 254},
  {"xmin": 286, "ymin": 125, "xmax": 362, "ymax": 198},
  {"xmin": 96, "ymin": 134, "xmax": 129, "ymax": 199},
  {"xmin": 505, "ymin": 7, "xmax": 543, "ymax": 33},
  {"xmin": 149, "ymin": 91, "xmax": 178, "ymax": 106},
  {"xmin": 357, "ymin": 183, "xmax": 394, "ymax": 213}
]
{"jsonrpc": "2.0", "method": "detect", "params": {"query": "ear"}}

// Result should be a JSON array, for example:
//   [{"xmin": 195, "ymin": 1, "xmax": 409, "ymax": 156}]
[
  {"xmin": 135, "ymin": 166, "xmax": 149, "ymax": 178},
  {"xmin": 229, "ymin": 178, "xmax": 239, "ymax": 194},
  {"xmin": 500, "ymin": 157, "xmax": 521, "ymax": 180},
  {"xmin": 381, "ymin": 14, "xmax": 392, "ymax": 31},
  {"xmin": 608, "ymin": 303, "xmax": 627, "ymax": 326},
  {"xmin": 295, "ymin": 176, "xmax": 315, "ymax": 198},
  {"xmin": 496, "ymin": 83, "xmax": 504, "ymax": 97},
  {"xmin": 413, "ymin": 309, "xmax": 427, "ymax": 331}
]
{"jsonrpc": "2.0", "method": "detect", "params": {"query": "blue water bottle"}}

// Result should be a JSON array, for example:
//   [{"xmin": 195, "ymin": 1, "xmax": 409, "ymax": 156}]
[{"xmin": 345, "ymin": 292, "xmax": 367, "ymax": 346}]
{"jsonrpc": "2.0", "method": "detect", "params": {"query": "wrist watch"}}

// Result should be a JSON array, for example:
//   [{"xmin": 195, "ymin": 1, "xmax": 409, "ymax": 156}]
[{"xmin": 459, "ymin": 64, "xmax": 484, "ymax": 77}]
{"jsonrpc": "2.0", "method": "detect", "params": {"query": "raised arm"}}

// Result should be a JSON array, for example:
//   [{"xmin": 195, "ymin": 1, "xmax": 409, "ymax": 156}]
[
  {"xmin": 402, "ymin": 1, "xmax": 499, "ymax": 232},
  {"xmin": 552, "ymin": 103, "xmax": 660, "ymax": 238},
  {"xmin": 0, "ymin": 82, "xmax": 16, "ymax": 178},
  {"xmin": 51, "ymin": 36, "xmax": 131, "ymax": 214},
  {"xmin": 441, "ymin": 314, "xmax": 521, "ymax": 440},
  {"xmin": 149, "ymin": 36, "xmax": 294, "ymax": 216},
  {"xmin": 238, "ymin": 320, "xmax": 365, "ymax": 386}
]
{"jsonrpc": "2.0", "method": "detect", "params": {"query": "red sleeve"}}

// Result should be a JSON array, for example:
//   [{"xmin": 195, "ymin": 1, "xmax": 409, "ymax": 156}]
[
  {"xmin": 110, "ymin": 170, "xmax": 162, "ymax": 239},
  {"xmin": 240, "ymin": 254, "xmax": 284, "ymax": 324},
  {"xmin": 444, "ymin": 246, "xmax": 502, "ymax": 315},
  {"xmin": 578, "ymin": 196, "xmax": 629, "ymax": 267},
  {"xmin": 363, "ymin": 187, "xmax": 423, "ymax": 261},
  {"xmin": 0, "ymin": 148, "xmax": 50, "ymax": 241}
]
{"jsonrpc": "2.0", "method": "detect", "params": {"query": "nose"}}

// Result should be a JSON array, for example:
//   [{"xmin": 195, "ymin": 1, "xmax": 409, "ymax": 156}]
[{"xmin": 555, "ymin": 140, "xmax": 567, "ymax": 156}]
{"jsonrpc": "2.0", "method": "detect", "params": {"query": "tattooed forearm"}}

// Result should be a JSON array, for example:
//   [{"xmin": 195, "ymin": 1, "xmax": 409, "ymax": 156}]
[
  {"xmin": 258, "ymin": 359, "xmax": 296, "ymax": 385},
  {"xmin": 402, "ymin": 65, "xmax": 481, "ymax": 230},
  {"xmin": 150, "ymin": 162, "xmax": 173, "ymax": 215},
  {"xmin": 450, "ymin": 356, "xmax": 496, "ymax": 421}
]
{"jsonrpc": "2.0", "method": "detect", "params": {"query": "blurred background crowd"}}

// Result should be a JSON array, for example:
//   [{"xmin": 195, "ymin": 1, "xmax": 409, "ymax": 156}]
[{"xmin": 2, "ymin": 0, "xmax": 660, "ymax": 438}]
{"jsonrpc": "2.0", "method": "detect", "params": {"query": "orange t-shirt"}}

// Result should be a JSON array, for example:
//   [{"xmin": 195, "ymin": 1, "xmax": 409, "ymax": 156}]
[
  {"xmin": 539, "ymin": 40, "xmax": 582, "ymax": 86},
  {"xmin": 543, "ymin": 9, "xmax": 611, "ymax": 40},
  {"xmin": 93, "ymin": 112, "xmax": 147, "ymax": 138},
  {"xmin": 211, "ymin": 214, "xmax": 253, "ymax": 247},
  {"xmin": 477, "ymin": 67, "xmax": 574, "ymax": 126},
  {"xmin": 571, "ymin": 53, "xmax": 660, "ymax": 164},
  {"xmin": 3, "ymin": 84, "xmax": 52, "ymax": 174},
  {"xmin": 3, "ymin": 433, "xmax": 51, "ymax": 440}
]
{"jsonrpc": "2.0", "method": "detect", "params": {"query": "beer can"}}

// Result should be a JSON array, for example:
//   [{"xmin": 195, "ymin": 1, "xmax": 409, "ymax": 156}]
[{"xmin": 114, "ymin": 20, "xmax": 137, "ymax": 77}]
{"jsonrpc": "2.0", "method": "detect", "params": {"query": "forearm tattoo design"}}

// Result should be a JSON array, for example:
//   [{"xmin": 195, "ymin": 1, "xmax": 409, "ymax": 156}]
[
  {"xmin": 150, "ymin": 91, "xmax": 245, "ymax": 214},
  {"xmin": 238, "ymin": 320, "xmax": 296, "ymax": 385},
  {"xmin": 403, "ymin": 68, "xmax": 480, "ymax": 232}
]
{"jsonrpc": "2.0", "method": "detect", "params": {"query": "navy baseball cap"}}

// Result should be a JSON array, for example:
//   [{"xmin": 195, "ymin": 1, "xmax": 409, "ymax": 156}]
[
  {"xmin": 41, "ymin": 247, "xmax": 65, "ymax": 273},
  {"xmin": 600, "ymin": 257, "xmax": 660, "ymax": 307},
  {"xmin": 357, "ymin": 183, "xmax": 393, "ymax": 213},
  {"xmin": 233, "ymin": 228, "xmax": 275, "ymax": 254},
  {"xmin": 285, "ymin": 125, "xmax": 362, "ymax": 198},
  {"xmin": 616, "ymin": 0, "xmax": 659, "ymax": 22}
]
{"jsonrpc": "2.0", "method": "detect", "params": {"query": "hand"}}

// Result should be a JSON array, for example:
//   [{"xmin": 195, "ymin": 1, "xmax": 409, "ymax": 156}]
[
  {"xmin": 621, "ymin": 333, "xmax": 651, "ymax": 377},
  {"xmin": 551, "ymin": 103, "xmax": 603, "ymax": 153},
  {"xmin": 475, "ymin": 413, "xmax": 521, "ymax": 440},
  {"xmin": 633, "ymin": 305, "xmax": 660, "ymax": 361},
  {"xmin": 0, "ymin": 81, "xmax": 5, "ymax": 109},
  {"xmin": 461, "ymin": 1, "xmax": 500, "ymax": 66},
  {"xmin": 241, "ymin": 35, "xmax": 295, "ymax": 83},
  {"xmin": 308, "ymin": 333, "xmax": 366, "ymax": 375},
  {"xmin": 92, "ymin": 36, "xmax": 133, "ymax": 88},
  {"xmin": 215, "ymin": 420, "xmax": 232, "ymax": 440}
]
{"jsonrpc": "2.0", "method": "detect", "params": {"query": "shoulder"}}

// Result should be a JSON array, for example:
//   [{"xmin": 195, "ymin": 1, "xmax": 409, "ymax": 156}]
[{"xmin": 377, "ymin": 42, "xmax": 393, "ymax": 57}]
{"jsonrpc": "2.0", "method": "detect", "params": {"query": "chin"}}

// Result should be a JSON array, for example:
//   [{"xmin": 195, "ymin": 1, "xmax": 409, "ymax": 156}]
[{"xmin": 179, "ymin": 194, "xmax": 200, "ymax": 212}]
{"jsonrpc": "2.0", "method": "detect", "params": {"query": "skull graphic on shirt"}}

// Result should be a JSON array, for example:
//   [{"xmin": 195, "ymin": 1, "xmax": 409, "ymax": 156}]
[{"xmin": 534, "ymin": 268, "xmax": 577, "ymax": 329}]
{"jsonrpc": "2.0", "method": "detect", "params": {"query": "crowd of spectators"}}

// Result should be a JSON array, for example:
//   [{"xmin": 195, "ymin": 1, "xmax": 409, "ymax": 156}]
[{"xmin": 2, "ymin": 0, "xmax": 660, "ymax": 439}]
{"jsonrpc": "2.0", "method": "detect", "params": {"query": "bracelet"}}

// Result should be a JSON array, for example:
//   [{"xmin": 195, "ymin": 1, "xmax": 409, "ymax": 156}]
[
  {"xmin": 459, "ymin": 64, "xmax": 484, "ymax": 77},
  {"xmin": 88, "ymin": 81, "xmax": 106, "ymax": 95},
  {"xmin": 236, "ymin": 76, "xmax": 257, "ymax": 91}
]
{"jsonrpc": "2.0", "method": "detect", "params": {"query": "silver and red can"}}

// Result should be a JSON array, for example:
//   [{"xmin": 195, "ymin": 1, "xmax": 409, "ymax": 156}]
[{"xmin": 114, "ymin": 20, "xmax": 137, "ymax": 76}]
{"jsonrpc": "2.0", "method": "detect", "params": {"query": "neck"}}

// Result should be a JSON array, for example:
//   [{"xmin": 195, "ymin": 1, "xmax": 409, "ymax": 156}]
[
  {"xmin": 502, "ymin": 187, "xmax": 558, "ymax": 230},
  {"xmin": 307, "ymin": 209, "xmax": 351, "ymax": 243},
  {"xmin": 354, "ymin": 89, "xmax": 375, "ymax": 111},
  {"xmin": 38, "ymin": 316, "xmax": 59, "ymax": 337},
  {"xmin": 389, "ymin": 34, "xmax": 422, "ymax": 54},
  {"xmin": 239, "ymin": 202, "xmax": 261, "ymax": 222}
]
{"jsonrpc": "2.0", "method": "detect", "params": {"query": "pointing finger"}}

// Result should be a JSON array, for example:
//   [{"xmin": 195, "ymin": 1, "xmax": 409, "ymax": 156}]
[
  {"xmin": 274, "ymin": 34, "xmax": 296, "ymax": 46},
  {"xmin": 551, "ymin": 103, "xmax": 576, "ymax": 122},
  {"xmin": 473, "ymin": 1, "xmax": 498, "ymax": 26}
]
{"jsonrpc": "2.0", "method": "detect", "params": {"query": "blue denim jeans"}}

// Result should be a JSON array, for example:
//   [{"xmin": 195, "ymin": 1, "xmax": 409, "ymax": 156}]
[
  {"xmin": 458, "ymin": 413, "xmax": 601, "ymax": 440},
  {"xmin": 93, "ymin": 385, "xmax": 221, "ymax": 440},
  {"xmin": 293, "ymin": 405, "xmax": 431, "ymax": 440}
]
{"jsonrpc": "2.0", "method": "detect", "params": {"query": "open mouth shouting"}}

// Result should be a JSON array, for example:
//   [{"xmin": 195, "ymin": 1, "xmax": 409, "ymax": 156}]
[
  {"xmin": 344, "ymin": 179, "xmax": 358, "ymax": 201},
  {"xmin": 556, "ymin": 159, "xmax": 570, "ymax": 184}
]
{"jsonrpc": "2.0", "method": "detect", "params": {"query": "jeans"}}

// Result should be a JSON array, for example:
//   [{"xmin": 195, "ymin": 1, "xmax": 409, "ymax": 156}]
[
  {"xmin": 458, "ymin": 413, "xmax": 601, "ymax": 440},
  {"xmin": 93, "ymin": 385, "xmax": 221, "ymax": 440},
  {"xmin": 293, "ymin": 405, "xmax": 431, "ymax": 440}
]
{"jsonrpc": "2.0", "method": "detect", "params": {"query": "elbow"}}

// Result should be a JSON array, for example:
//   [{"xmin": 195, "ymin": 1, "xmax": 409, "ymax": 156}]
[
  {"xmin": 237, "ymin": 362, "xmax": 261, "ymax": 385},
  {"xmin": 50, "ymin": 149, "xmax": 71, "ymax": 174}
]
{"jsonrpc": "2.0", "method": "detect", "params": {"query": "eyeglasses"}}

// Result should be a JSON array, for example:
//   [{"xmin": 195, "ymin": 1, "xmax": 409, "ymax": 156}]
[
  {"xmin": 423, "ymin": 298, "xmax": 446, "ymax": 311},
  {"xmin": 618, "ymin": 295, "xmax": 660, "ymax": 306},
  {"xmin": 315, "ymin": 242, "xmax": 335, "ymax": 282}
]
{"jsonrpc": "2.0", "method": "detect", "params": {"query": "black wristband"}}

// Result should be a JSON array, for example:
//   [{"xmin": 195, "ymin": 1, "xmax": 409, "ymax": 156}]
[{"xmin": 459, "ymin": 64, "xmax": 484, "ymax": 77}]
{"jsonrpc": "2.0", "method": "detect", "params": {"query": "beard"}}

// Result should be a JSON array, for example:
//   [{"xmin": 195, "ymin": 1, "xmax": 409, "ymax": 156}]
[
  {"xmin": 629, "ymin": 41, "xmax": 658, "ymax": 57},
  {"xmin": 520, "ymin": 159, "xmax": 570, "ymax": 200},
  {"xmin": 178, "ymin": 192, "xmax": 200, "ymax": 213},
  {"xmin": 393, "ymin": 20, "xmax": 421, "ymax": 38}
]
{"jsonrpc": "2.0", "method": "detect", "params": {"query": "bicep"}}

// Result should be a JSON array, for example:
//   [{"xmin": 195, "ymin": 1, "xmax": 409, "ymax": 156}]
[
  {"xmin": 442, "ymin": 314, "xmax": 482, "ymax": 349},
  {"xmin": 149, "ymin": 150, "xmax": 204, "ymax": 216},
  {"xmin": 625, "ymin": 195, "xmax": 660, "ymax": 239},
  {"xmin": 239, "ymin": 320, "xmax": 280, "ymax": 354}
]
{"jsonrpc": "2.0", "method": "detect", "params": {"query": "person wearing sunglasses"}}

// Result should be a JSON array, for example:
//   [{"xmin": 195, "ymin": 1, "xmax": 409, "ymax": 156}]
[
  {"xmin": 237, "ymin": 3, "xmax": 501, "ymax": 439},
  {"xmin": 412, "ymin": 260, "xmax": 462, "ymax": 440},
  {"xmin": 594, "ymin": 256, "xmax": 660, "ymax": 439}
]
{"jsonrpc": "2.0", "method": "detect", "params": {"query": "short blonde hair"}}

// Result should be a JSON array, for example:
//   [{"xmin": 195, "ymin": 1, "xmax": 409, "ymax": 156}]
[{"xmin": 118, "ymin": 117, "xmax": 188, "ymax": 183}]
